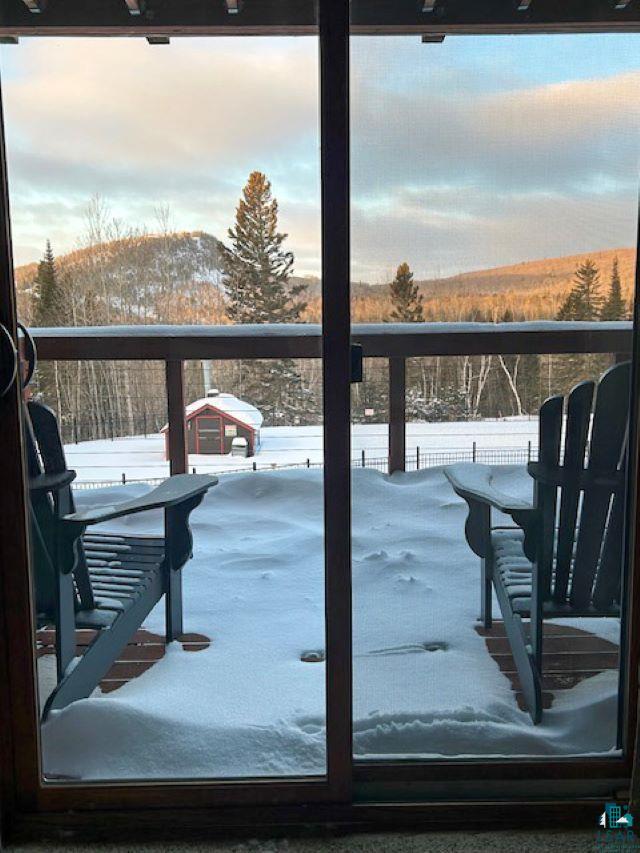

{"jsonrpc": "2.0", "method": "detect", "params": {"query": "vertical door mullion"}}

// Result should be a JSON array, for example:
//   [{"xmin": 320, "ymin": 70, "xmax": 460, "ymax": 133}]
[
  {"xmin": 319, "ymin": 0, "xmax": 352, "ymax": 800},
  {"xmin": 0, "ymin": 71, "xmax": 41, "ymax": 830}
]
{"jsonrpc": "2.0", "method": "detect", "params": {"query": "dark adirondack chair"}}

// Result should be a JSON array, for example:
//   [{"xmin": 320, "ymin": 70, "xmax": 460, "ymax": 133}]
[
  {"xmin": 444, "ymin": 361, "xmax": 630, "ymax": 724},
  {"xmin": 22, "ymin": 333, "xmax": 217, "ymax": 718}
]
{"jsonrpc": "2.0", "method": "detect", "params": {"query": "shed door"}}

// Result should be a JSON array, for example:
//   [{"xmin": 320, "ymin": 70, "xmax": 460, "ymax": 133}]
[{"xmin": 197, "ymin": 415, "xmax": 222, "ymax": 454}]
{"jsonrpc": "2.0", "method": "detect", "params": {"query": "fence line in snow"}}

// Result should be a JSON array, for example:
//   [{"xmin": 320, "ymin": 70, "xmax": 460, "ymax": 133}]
[{"xmin": 72, "ymin": 444, "xmax": 537, "ymax": 490}]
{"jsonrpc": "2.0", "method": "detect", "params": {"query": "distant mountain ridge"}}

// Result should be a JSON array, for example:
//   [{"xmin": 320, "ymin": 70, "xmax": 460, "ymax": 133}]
[
  {"xmin": 14, "ymin": 232, "xmax": 636, "ymax": 310},
  {"xmin": 15, "ymin": 230, "xmax": 224, "ymax": 293},
  {"xmin": 414, "ymin": 247, "xmax": 636, "ymax": 300}
]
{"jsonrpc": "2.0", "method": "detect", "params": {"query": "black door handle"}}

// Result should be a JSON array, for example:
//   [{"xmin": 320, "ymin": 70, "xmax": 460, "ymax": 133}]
[
  {"xmin": 0, "ymin": 323, "xmax": 17, "ymax": 399},
  {"xmin": 17, "ymin": 322, "xmax": 36, "ymax": 389},
  {"xmin": 350, "ymin": 343, "xmax": 363, "ymax": 383}
]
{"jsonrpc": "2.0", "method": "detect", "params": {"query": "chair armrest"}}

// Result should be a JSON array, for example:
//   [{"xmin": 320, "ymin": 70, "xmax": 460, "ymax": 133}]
[
  {"xmin": 29, "ymin": 470, "xmax": 76, "ymax": 497},
  {"xmin": 444, "ymin": 463, "xmax": 538, "ymax": 560},
  {"xmin": 444, "ymin": 463, "xmax": 534, "ymax": 514},
  {"xmin": 63, "ymin": 474, "xmax": 217, "ymax": 527}
]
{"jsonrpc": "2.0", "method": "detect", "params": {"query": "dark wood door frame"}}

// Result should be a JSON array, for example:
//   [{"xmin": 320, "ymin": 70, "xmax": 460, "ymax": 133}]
[
  {"xmin": 0, "ymin": 0, "xmax": 353, "ymax": 830},
  {"xmin": 1, "ymin": 0, "xmax": 640, "ymax": 841},
  {"xmin": 0, "ymin": 73, "xmax": 41, "ymax": 840}
]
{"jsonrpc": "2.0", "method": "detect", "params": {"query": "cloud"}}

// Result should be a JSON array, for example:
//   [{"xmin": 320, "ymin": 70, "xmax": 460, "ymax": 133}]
[
  {"xmin": 2, "ymin": 38, "xmax": 321, "ymax": 267},
  {"xmin": 349, "ymin": 63, "xmax": 640, "ymax": 277},
  {"xmin": 1, "ymin": 36, "xmax": 638, "ymax": 279},
  {"xmin": 351, "ymin": 69, "xmax": 640, "ymax": 197}
]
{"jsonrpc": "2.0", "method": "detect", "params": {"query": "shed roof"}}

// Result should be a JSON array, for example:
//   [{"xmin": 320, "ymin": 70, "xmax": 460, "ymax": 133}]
[{"xmin": 162, "ymin": 393, "xmax": 263, "ymax": 433}]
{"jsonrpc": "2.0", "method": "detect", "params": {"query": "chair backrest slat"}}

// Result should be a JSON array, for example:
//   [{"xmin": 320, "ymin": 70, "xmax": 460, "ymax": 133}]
[
  {"xmin": 26, "ymin": 401, "xmax": 94, "ymax": 613},
  {"xmin": 536, "ymin": 394, "xmax": 564, "ymax": 599},
  {"xmin": 569, "ymin": 362, "xmax": 630, "ymax": 610},
  {"xmin": 27, "ymin": 400, "xmax": 69, "ymax": 476},
  {"xmin": 553, "ymin": 380, "xmax": 594, "ymax": 603},
  {"xmin": 592, "ymin": 478, "xmax": 626, "ymax": 610}
]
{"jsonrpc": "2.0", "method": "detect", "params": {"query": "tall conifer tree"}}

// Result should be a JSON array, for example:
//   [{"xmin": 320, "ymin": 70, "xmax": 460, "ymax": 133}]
[
  {"xmin": 601, "ymin": 257, "xmax": 626, "ymax": 320},
  {"xmin": 556, "ymin": 259, "xmax": 603, "ymax": 321},
  {"xmin": 31, "ymin": 240, "xmax": 64, "ymax": 405},
  {"xmin": 221, "ymin": 172, "xmax": 306, "ymax": 324},
  {"xmin": 32, "ymin": 240, "xmax": 63, "ymax": 326},
  {"xmin": 388, "ymin": 262, "xmax": 424, "ymax": 322},
  {"xmin": 221, "ymin": 172, "xmax": 310, "ymax": 425}
]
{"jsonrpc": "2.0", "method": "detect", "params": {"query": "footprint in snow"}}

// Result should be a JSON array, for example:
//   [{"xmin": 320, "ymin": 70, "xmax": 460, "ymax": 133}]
[
  {"xmin": 363, "ymin": 549, "xmax": 388, "ymax": 562},
  {"xmin": 395, "ymin": 574, "xmax": 417, "ymax": 585},
  {"xmin": 367, "ymin": 642, "xmax": 449, "ymax": 656}
]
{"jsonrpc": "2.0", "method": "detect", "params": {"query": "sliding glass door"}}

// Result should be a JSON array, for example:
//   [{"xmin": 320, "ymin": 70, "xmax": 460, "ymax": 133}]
[
  {"xmin": 1, "ymin": 0, "xmax": 640, "ymax": 829},
  {"xmin": 0, "ymin": 1, "xmax": 353, "ymax": 810},
  {"xmin": 349, "ymin": 28, "xmax": 640, "ymax": 775}
]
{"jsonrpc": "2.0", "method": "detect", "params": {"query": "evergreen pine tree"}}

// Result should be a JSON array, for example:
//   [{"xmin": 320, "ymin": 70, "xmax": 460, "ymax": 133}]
[
  {"xmin": 387, "ymin": 262, "xmax": 424, "ymax": 322},
  {"xmin": 32, "ymin": 240, "xmax": 63, "ymax": 326},
  {"xmin": 556, "ymin": 259, "xmax": 603, "ymax": 321},
  {"xmin": 220, "ymin": 172, "xmax": 309, "ymax": 426},
  {"xmin": 601, "ymin": 257, "xmax": 626, "ymax": 320},
  {"xmin": 221, "ymin": 171, "xmax": 306, "ymax": 324},
  {"xmin": 30, "ymin": 241, "xmax": 64, "ymax": 405}
]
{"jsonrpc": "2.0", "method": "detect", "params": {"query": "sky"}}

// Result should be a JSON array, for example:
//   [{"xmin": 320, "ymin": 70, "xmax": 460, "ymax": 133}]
[{"xmin": 0, "ymin": 33, "xmax": 639, "ymax": 281}]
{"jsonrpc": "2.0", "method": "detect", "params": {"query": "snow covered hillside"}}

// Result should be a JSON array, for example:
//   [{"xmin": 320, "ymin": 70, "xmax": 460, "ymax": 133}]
[
  {"xmin": 41, "ymin": 466, "xmax": 620, "ymax": 781},
  {"xmin": 65, "ymin": 419, "xmax": 540, "ymax": 484}
]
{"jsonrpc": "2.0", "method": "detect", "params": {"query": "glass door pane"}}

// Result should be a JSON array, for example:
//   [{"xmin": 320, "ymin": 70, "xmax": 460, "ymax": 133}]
[
  {"xmin": 1, "ymin": 30, "xmax": 329, "ymax": 783},
  {"xmin": 350, "ymin": 32, "xmax": 639, "ymax": 762}
]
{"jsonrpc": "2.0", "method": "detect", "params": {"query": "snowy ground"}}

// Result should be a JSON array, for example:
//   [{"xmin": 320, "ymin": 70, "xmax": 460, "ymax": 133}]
[
  {"xmin": 41, "ymin": 465, "xmax": 620, "ymax": 781},
  {"xmin": 65, "ymin": 419, "xmax": 540, "ymax": 484}
]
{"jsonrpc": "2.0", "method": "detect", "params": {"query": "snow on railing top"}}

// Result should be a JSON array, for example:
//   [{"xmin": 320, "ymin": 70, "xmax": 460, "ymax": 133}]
[{"xmin": 30, "ymin": 321, "xmax": 633, "ymax": 361}]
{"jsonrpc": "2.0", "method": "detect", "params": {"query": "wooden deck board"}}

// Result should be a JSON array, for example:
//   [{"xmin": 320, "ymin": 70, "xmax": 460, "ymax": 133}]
[
  {"xmin": 38, "ymin": 622, "xmax": 618, "ymax": 713},
  {"xmin": 37, "ymin": 628, "xmax": 210, "ymax": 694},
  {"xmin": 476, "ymin": 622, "xmax": 619, "ymax": 712}
]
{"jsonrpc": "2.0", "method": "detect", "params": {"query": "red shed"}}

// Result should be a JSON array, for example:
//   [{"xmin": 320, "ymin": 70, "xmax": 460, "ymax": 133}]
[{"xmin": 161, "ymin": 389, "xmax": 263, "ymax": 458}]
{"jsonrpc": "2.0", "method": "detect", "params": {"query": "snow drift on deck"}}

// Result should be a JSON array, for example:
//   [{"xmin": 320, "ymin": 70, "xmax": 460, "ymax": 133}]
[{"xmin": 41, "ymin": 467, "xmax": 620, "ymax": 780}]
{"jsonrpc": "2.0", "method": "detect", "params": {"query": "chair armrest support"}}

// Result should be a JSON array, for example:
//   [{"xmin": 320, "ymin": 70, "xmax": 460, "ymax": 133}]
[{"xmin": 55, "ymin": 474, "xmax": 217, "ymax": 576}]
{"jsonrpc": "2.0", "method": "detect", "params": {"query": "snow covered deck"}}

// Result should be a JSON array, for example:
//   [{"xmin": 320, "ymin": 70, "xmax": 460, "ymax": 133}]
[{"xmin": 40, "ymin": 466, "xmax": 621, "ymax": 781}]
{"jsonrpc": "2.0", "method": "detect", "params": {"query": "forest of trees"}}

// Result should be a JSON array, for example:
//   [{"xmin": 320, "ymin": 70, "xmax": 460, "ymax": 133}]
[{"xmin": 18, "ymin": 178, "xmax": 633, "ymax": 444}]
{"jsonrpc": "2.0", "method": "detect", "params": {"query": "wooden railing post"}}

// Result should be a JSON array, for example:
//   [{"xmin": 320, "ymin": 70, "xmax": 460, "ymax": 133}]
[
  {"xmin": 388, "ymin": 356, "xmax": 406, "ymax": 474},
  {"xmin": 165, "ymin": 359, "xmax": 187, "ymax": 475}
]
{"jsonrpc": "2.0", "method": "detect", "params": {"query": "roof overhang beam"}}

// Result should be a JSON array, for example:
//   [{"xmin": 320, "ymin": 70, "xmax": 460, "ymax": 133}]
[{"xmin": 2, "ymin": 1, "xmax": 640, "ymax": 38}]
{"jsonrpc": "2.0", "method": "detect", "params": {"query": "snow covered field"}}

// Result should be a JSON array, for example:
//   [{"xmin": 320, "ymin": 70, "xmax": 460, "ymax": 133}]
[
  {"xmin": 41, "ymin": 465, "xmax": 620, "ymax": 781},
  {"xmin": 65, "ymin": 419, "xmax": 540, "ymax": 484}
]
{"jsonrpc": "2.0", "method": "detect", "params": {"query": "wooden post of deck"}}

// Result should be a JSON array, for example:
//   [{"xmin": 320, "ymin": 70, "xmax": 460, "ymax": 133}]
[
  {"xmin": 388, "ymin": 356, "xmax": 406, "ymax": 473},
  {"xmin": 165, "ymin": 359, "xmax": 187, "ymax": 475}
]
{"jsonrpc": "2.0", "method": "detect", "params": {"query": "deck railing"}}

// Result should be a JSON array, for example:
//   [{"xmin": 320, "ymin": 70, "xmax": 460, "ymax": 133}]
[{"xmin": 31, "ymin": 321, "xmax": 634, "ymax": 476}]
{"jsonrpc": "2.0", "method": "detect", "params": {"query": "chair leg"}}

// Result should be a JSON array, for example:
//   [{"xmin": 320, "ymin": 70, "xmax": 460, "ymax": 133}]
[
  {"xmin": 498, "ymin": 602, "xmax": 542, "ymax": 724},
  {"xmin": 530, "ymin": 611, "xmax": 543, "ymax": 676},
  {"xmin": 55, "ymin": 570, "xmax": 77, "ymax": 680},
  {"xmin": 165, "ymin": 567, "xmax": 183, "ymax": 642},
  {"xmin": 481, "ymin": 554, "xmax": 493, "ymax": 629}
]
